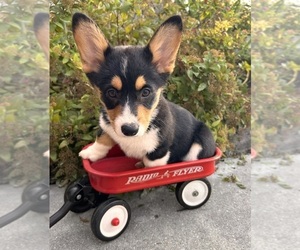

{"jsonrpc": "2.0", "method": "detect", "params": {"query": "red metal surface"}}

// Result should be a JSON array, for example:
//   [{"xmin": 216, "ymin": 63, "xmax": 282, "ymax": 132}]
[{"xmin": 82, "ymin": 145, "xmax": 222, "ymax": 194}]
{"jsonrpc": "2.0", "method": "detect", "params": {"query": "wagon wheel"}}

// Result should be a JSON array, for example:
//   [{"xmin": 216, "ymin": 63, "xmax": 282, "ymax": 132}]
[
  {"xmin": 175, "ymin": 178, "xmax": 211, "ymax": 209},
  {"xmin": 21, "ymin": 178, "xmax": 49, "ymax": 213},
  {"xmin": 91, "ymin": 197, "xmax": 131, "ymax": 241},
  {"xmin": 64, "ymin": 176, "xmax": 109, "ymax": 213}
]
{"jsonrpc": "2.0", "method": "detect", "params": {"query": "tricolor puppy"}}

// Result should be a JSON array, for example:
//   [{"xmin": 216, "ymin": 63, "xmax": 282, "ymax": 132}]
[{"xmin": 72, "ymin": 13, "xmax": 216, "ymax": 167}]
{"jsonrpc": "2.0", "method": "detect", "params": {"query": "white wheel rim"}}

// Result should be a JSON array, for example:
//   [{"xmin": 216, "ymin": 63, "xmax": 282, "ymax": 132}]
[
  {"xmin": 182, "ymin": 180, "xmax": 209, "ymax": 207},
  {"xmin": 100, "ymin": 205, "xmax": 128, "ymax": 238}
]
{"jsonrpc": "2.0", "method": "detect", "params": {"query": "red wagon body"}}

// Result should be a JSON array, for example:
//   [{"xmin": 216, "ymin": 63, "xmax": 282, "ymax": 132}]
[
  {"xmin": 82, "ymin": 145, "xmax": 222, "ymax": 194},
  {"xmin": 51, "ymin": 144, "xmax": 222, "ymax": 241}
]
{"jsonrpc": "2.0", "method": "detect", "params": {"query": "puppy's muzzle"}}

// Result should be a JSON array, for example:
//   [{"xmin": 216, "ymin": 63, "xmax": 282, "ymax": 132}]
[{"xmin": 121, "ymin": 123, "xmax": 139, "ymax": 136}]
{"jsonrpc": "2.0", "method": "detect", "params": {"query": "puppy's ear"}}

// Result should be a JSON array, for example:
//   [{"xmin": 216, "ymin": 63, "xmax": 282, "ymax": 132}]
[
  {"xmin": 72, "ymin": 13, "xmax": 109, "ymax": 73},
  {"xmin": 148, "ymin": 15, "xmax": 182, "ymax": 74},
  {"xmin": 34, "ymin": 13, "xmax": 49, "ymax": 61}
]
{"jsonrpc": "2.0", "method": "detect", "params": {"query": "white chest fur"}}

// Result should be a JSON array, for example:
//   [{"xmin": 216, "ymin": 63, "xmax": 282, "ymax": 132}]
[{"xmin": 100, "ymin": 115, "xmax": 160, "ymax": 159}]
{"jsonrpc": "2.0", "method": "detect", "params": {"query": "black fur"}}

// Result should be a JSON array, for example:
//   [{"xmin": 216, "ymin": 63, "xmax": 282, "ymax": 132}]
[{"xmin": 150, "ymin": 98, "xmax": 216, "ymax": 163}]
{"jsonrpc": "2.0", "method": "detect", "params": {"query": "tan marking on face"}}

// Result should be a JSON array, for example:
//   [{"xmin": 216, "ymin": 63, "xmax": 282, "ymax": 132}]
[
  {"xmin": 137, "ymin": 88, "xmax": 162, "ymax": 129},
  {"xmin": 106, "ymin": 105, "xmax": 122, "ymax": 125},
  {"xmin": 111, "ymin": 76, "xmax": 123, "ymax": 91},
  {"xmin": 73, "ymin": 19, "xmax": 109, "ymax": 73},
  {"xmin": 135, "ymin": 75, "xmax": 146, "ymax": 91},
  {"xmin": 96, "ymin": 133, "xmax": 115, "ymax": 147},
  {"xmin": 149, "ymin": 24, "xmax": 182, "ymax": 73}
]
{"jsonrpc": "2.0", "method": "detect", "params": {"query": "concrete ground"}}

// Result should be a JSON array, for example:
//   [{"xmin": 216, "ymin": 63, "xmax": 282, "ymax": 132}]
[
  {"xmin": 0, "ymin": 185, "xmax": 49, "ymax": 250},
  {"xmin": 251, "ymin": 155, "xmax": 300, "ymax": 250},
  {"xmin": 2, "ymin": 154, "xmax": 299, "ymax": 250},
  {"xmin": 49, "ymin": 157, "xmax": 251, "ymax": 250}
]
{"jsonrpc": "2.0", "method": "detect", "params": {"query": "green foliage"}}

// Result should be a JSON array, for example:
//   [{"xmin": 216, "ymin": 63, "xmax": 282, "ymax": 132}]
[
  {"xmin": 50, "ymin": 89, "xmax": 99, "ymax": 184},
  {"xmin": 50, "ymin": 0, "xmax": 250, "ymax": 183},
  {"xmin": 0, "ymin": 0, "xmax": 49, "ymax": 186},
  {"xmin": 251, "ymin": 0, "xmax": 300, "ymax": 154}
]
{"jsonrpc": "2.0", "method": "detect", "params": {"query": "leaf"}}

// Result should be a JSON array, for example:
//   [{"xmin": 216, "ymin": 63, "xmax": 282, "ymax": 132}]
[
  {"xmin": 19, "ymin": 57, "xmax": 29, "ymax": 64},
  {"xmin": 5, "ymin": 114, "xmax": 15, "ymax": 122},
  {"xmin": 210, "ymin": 64, "xmax": 221, "ymax": 71},
  {"xmin": 197, "ymin": 83, "xmax": 207, "ymax": 92},
  {"xmin": 59, "ymin": 140, "xmax": 69, "ymax": 149},
  {"xmin": 54, "ymin": 168, "xmax": 65, "ymax": 179},
  {"xmin": 65, "ymin": 70, "xmax": 74, "ymax": 76},
  {"xmin": 62, "ymin": 57, "xmax": 69, "ymax": 64},
  {"xmin": 81, "ymin": 134, "xmax": 94, "ymax": 141},
  {"xmin": 9, "ymin": 22, "xmax": 21, "ymax": 30},
  {"xmin": 55, "ymin": 22, "xmax": 64, "ymax": 30},
  {"xmin": 278, "ymin": 182, "xmax": 292, "ymax": 189},
  {"xmin": 52, "ymin": 113, "xmax": 61, "ymax": 123},
  {"xmin": 125, "ymin": 24, "xmax": 132, "ymax": 34},
  {"xmin": 187, "ymin": 69, "xmax": 194, "ymax": 80},
  {"xmin": 236, "ymin": 182, "xmax": 246, "ymax": 189},
  {"xmin": 119, "ymin": 3, "xmax": 132, "ymax": 12},
  {"xmin": 0, "ymin": 88, "xmax": 8, "ymax": 94},
  {"xmin": 167, "ymin": 92, "xmax": 173, "ymax": 100},
  {"xmin": 198, "ymin": 63, "xmax": 207, "ymax": 69},
  {"xmin": 212, "ymin": 119, "xmax": 221, "ymax": 127},
  {"xmin": 14, "ymin": 140, "xmax": 27, "ymax": 149},
  {"xmin": 50, "ymin": 151, "xmax": 58, "ymax": 162},
  {"xmin": 0, "ymin": 150, "xmax": 12, "ymax": 162}
]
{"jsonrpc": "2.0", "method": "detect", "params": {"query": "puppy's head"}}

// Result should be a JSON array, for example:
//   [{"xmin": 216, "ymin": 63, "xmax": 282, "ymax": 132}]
[{"xmin": 72, "ymin": 13, "xmax": 182, "ymax": 137}]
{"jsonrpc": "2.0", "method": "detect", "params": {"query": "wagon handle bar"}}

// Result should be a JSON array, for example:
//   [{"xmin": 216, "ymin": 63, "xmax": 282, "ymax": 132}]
[
  {"xmin": 0, "ymin": 201, "xmax": 33, "ymax": 228},
  {"xmin": 49, "ymin": 201, "xmax": 73, "ymax": 228}
]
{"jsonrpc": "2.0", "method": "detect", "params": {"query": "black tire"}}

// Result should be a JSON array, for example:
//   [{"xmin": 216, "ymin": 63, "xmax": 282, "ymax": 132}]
[
  {"xmin": 64, "ymin": 177, "xmax": 108, "ymax": 213},
  {"xmin": 91, "ymin": 198, "xmax": 131, "ymax": 241},
  {"xmin": 175, "ymin": 178, "xmax": 211, "ymax": 209},
  {"xmin": 21, "ymin": 179, "xmax": 49, "ymax": 213}
]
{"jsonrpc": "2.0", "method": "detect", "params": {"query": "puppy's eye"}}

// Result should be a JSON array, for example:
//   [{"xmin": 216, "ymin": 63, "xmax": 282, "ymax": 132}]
[
  {"xmin": 141, "ymin": 88, "xmax": 151, "ymax": 97},
  {"xmin": 106, "ymin": 88, "xmax": 118, "ymax": 98}
]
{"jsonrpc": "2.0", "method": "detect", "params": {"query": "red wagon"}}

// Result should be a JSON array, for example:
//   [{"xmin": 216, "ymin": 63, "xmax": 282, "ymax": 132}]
[{"xmin": 50, "ymin": 144, "xmax": 222, "ymax": 241}]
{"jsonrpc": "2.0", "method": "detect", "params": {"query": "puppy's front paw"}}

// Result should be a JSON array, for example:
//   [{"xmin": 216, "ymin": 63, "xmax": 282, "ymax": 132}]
[{"xmin": 79, "ymin": 143, "xmax": 110, "ymax": 162}]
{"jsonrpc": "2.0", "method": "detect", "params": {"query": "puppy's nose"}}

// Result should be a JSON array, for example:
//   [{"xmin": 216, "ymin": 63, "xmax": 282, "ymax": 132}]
[{"xmin": 121, "ymin": 123, "xmax": 139, "ymax": 136}]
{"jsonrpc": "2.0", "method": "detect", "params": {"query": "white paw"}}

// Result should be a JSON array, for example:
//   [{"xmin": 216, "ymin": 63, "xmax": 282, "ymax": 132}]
[
  {"xmin": 43, "ymin": 150, "xmax": 50, "ymax": 158},
  {"xmin": 79, "ymin": 143, "xmax": 110, "ymax": 162}
]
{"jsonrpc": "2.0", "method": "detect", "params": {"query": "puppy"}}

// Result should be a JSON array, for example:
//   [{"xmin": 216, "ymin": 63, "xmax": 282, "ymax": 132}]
[{"xmin": 72, "ymin": 13, "xmax": 216, "ymax": 167}]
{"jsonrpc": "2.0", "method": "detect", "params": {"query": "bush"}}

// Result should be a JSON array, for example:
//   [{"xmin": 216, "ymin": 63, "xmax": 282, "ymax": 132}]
[
  {"xmin": 0, "ymin": 0, "xmax": 49, "ymax": 186},
  {"xmin": 251, "ymin": 0, "xmax": 300, "ymax": 155},
  {"xmin": 50, "ymin": 0, "xmax": 250, "ymax": 184}
]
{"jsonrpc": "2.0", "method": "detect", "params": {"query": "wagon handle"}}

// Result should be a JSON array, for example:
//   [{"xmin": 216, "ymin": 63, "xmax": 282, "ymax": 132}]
[
  {"xmin": 49, "ymin": 201, "xmax": 73, "ymax": 228},
  {"xmin": 0, "ymin": 202, "xmax": 33, "ymax": 228},
  {"xmin": 0, "ymin": 179, "xmax": 49, "ymax": 228}
]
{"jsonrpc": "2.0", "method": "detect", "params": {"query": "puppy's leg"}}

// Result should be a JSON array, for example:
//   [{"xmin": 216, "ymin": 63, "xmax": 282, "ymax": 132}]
[
  {"xmin": 79, "ymin": 133, "xmax": 115, "ymax": 162},
  {"xmin": 183, "ymin": 143, "xmax": 203, "ymax": 161},
  {"xmin": 189, "ymin": 121, "xmax": 216, "ymax": 160},
  {"xmin": 142, "ymin": 146, "xmax": 170, "ymax": 167}
]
